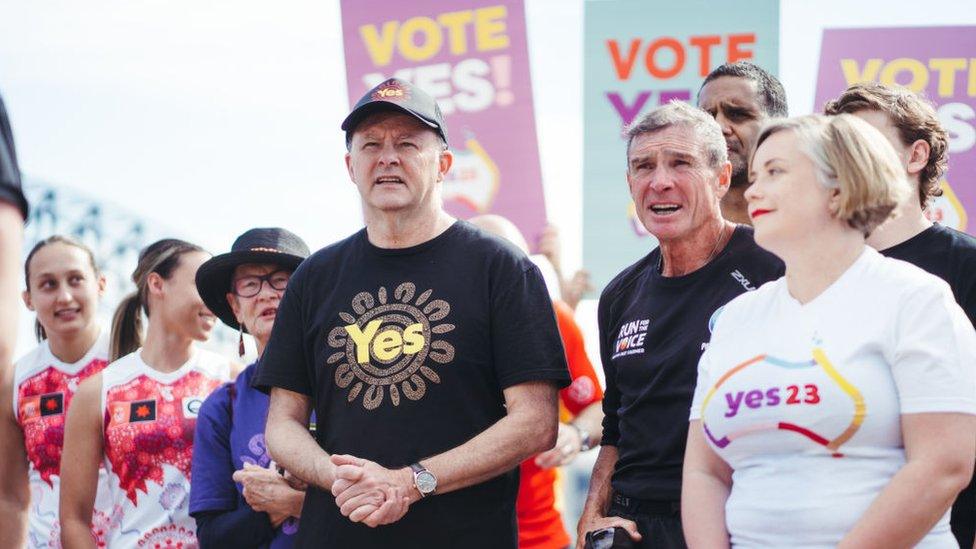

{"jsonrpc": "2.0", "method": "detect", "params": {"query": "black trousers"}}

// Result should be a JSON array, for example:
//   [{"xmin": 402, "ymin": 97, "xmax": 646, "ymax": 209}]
[{"xmin": 606, "ymin": 493, "xmax": 687, "ymax": 549}]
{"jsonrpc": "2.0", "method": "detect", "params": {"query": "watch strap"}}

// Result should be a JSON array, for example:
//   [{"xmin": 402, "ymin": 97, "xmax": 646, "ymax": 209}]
[{"xmin": 410, "ymin": 462, "xmax": 435, "ymax": 497}]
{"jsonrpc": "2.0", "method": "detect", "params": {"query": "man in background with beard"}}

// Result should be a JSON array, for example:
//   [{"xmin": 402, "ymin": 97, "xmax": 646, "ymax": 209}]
[{"xmin": 697, "ymin": 62, "xmax": 787, "ymax": 224}]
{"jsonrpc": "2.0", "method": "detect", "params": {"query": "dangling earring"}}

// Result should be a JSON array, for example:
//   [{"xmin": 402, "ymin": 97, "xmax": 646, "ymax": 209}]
[{"xmin": 238, "ymin": 324, "xmax": 245, "ymax": 357}]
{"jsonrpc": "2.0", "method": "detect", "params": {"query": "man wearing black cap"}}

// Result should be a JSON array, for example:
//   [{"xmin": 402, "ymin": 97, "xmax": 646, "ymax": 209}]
[{"xmin": 253, "ymin": 78, "xmax": 570, "ymax": 548}]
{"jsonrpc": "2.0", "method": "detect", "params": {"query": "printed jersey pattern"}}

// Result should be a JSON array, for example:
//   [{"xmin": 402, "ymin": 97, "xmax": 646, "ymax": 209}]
[
  {"xmin": 13, "ymin": 335, "xmax": 111, "ymax": 548},
  {"xmin": 100, "ymin": 349, "xmax": 229, "ymax": 548}
]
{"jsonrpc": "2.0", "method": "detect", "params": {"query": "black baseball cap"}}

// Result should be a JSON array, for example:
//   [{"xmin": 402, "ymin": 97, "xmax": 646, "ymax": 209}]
[{"xmin": 341, "ymin": 78, "xmax": 448, "ymax": 145}]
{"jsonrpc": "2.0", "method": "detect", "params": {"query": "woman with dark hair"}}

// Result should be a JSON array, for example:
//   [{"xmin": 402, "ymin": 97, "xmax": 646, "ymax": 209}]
[
  {"xmin": 0, "ymin": 236, "xmax": 112, "ymax": 547},
  {"xmin": 189, "ymin": 227, "xmax": 310, "ymax": 549},
  {"xmin": 59, "ymin": 238, "xmax": 235, "ymax": 548}
]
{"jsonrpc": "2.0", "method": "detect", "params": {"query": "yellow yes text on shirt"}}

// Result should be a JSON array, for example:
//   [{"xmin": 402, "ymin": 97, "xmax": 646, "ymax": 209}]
[{"xmin": 345, "ymin": 321, "xmax": 425, "ymax": 363}]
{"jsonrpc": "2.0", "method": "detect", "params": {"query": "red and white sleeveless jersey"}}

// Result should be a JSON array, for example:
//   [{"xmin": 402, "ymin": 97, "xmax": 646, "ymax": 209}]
[
  {"xmin": 99, "ymin": 348, "xmax": 230, "ymax": 549},
  {"xmin": 13, "ymin": 332, "xmax": 112, "ymax": 548}
]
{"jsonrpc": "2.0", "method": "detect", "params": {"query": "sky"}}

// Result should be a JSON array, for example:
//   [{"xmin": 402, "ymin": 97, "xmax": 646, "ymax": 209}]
[{"xmin": 2, "ymin": 0, "xmax": 975, "ymax": 359}]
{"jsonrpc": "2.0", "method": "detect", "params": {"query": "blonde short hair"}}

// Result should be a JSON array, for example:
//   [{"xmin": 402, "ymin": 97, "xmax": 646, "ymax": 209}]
[{"xmin": 754, "ymin": 114, "xmax": 910, "ymax": 236}]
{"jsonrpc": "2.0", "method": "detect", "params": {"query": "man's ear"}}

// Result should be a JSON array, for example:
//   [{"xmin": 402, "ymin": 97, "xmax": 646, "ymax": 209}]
[
  {"xmin": 345, "ymin": 152, "xmax": 355, "ymax": 184},
  {"xmin": 22, "ymin": 289, "xmax": 34, "ymax": 312},
  {"xmin": 715, "ymin": 161, "xmax": 732, "ymax": 200},
  {"xmin": 905, "ymin": 139, "xmax": 930, "ymax": 179},
  {"xmin": 437, "ymin": 149, "xmax": 454, "ymax": 182}
]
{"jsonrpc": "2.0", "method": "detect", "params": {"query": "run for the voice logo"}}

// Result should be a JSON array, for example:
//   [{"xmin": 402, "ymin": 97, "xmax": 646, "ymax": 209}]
[{"xmin": 612, "ymin": 318, "xmax": 650, "ymax": 359}]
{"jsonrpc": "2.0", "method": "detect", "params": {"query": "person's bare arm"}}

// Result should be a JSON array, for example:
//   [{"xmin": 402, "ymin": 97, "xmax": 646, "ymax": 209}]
[
  {"xmin": 421, "ymin": 380, "xmax": 558, "ymax": 492},
  {"xmin": 681, "ymin": 420, "xmax": 732, "ymax": 548},
  {"xmin": 331, "ymin": 380, "xmax": 560, "ymax": 524},
  {"xmin": 574, "ymin": 401, "xmax": 604, "ymax": 444},
  {"xmin": 0, "ymin": 364, "xmax": 29, "ymax": 547},
  {"xmin": 264, "ymin": 388, "xmax": 333, "ymax": 491},
  {"xmin": 0, "ymin": 202, "xmax": 23, "ymax": 373},
  {"xmin": 575, "ymin": 445, "xmax": 641, "ymax": 548},
  {"xmin": 838, "ymin": 413, "xmax": 976, "ymax": 548},
  {"xmin": 536, "ymin": 400, "xmax": 604, "ymax": 469},
  {"xmin": 59, "ymin": 374, "xmax": 104, "ymax": 549}
]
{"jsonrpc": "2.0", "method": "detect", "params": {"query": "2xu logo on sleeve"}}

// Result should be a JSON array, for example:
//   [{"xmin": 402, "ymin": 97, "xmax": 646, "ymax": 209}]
[{"xmin": 724, "ymin": 383, "xmax": 821, "ymax": 418}]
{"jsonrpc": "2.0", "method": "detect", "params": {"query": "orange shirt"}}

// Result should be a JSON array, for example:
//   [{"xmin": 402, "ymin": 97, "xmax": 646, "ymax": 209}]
[{"xmin": 518, "ymin": 301, "xmax": 603, "ymax": 549}]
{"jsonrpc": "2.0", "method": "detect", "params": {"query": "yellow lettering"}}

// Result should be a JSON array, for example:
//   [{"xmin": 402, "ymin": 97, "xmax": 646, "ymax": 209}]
[
  {"xmin": 475, "ymin": 6, "xmax": 509, "ymax": 52},
  {"xmin": 929, "ymin": 58, "xmax": 967, "ymax": 98},
  {"xmin": 880, "ymin": 58, "xmax": 929, "ymax": 93},
  {"xmin": 372, "ymin": 330, "xmax": 403, "ymax": 361},
  {"xmin": 841, "ymin": 58, "xmax": 882, "ymax": 86},
  {"xmin": 345, "ymin": 320, "xmax": 382, "ymax": 363},
  {"xmin": 398, "ymin": 16, "xmax": 443, "ymax": 62},
  {"xmin": 437, "ymin": 10, "xmax": 474, "ymax": 56},
  {"xmin": 345, "ymin": 321, "xmax": 426, "ymax": 363},
  {"xmin": 402, "ymin": 323, "xmax": 425, "ymax": 355},
  {"xmin": 359, "ymin": 21, "xmax": 399, "ymax": 67}
]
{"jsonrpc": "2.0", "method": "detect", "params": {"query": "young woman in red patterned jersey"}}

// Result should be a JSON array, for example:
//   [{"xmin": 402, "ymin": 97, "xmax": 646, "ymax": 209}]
[
  {"xmin": 0, "ymin": 236, "xmax": 111, "ymax": 547},
  {"xmin": 59, "ymin": 238, "xmax": 236, "ymax": 549}
]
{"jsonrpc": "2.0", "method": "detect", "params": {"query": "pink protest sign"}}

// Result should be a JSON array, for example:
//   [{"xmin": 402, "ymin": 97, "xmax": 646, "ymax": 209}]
[
  {"xmin": 340, "ymin": 0, "xmax": 547, "ymax": 246},
  {"xmin": 815, "ymin": 27, "xmax": 976, "ymax": 232}
]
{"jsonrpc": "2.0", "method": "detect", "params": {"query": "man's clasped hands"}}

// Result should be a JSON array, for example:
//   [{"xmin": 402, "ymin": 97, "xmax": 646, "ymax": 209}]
[{"xmin": 328, "ymin": 454, "xmax": 419, "ymax": 528}]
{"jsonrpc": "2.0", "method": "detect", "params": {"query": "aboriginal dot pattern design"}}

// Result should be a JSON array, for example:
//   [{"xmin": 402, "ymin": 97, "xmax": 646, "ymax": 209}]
[{"xmin": 327, "ymin": 282, "xmax": 455, "ymax": 410}]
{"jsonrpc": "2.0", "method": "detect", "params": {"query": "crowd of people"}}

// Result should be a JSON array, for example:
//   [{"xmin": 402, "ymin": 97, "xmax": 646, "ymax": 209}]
[{"xmin": 0, "ymin": 58, "xmax": 974, "ymax": 549}]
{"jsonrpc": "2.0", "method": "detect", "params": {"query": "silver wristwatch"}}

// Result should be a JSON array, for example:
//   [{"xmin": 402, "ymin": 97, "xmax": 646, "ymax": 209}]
[
  {"xmin": 570, "ymin": 423, "xmax": 593, "ymax": 452},
  {"xmin": 410, "ymin": 462, "xmax": 437, "ymax": 498}
]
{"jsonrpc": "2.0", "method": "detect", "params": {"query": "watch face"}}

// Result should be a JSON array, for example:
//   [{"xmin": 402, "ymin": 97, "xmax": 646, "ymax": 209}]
[{"xmin": 416, "ymin": 471, "xmax": 437, "ymax": 493}]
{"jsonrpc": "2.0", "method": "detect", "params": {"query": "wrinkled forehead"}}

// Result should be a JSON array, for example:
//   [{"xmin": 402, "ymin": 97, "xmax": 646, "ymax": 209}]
[
  {"xmin": 699, "ymin": 76, "xmax": 761, "ymax": 108},
  {"xmin": 628, "ymin": 124, "xmax": 706, "ymax": 161},
  {"xmin": 351, "ymin": 111, "xmax": 438, "ymax": 141}
]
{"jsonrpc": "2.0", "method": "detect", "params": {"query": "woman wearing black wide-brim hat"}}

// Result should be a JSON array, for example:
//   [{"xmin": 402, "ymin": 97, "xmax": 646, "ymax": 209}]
[{"xmin": 188, "ymin": 227, "xmax": 311, "ymax": 548}]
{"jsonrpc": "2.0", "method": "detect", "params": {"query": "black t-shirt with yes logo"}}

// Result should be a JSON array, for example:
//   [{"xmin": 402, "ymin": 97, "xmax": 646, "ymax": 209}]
[{"xmin": 254, "ymin": 220, "xmax": 570, "ymax": 549}]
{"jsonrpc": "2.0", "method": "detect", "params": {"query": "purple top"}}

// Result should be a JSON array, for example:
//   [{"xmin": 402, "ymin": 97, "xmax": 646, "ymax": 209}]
[{"xmin": 190, "ymin": 363, "xmax": 298, "ymax": 548}]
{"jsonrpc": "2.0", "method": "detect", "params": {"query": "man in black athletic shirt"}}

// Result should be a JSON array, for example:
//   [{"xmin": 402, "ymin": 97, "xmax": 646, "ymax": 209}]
[
  {"xmin": 827, "ymin": 82, "xmax": 976, "ymax": 549},
  {"xmin": 254, "ymin": 78, "xmax": 569, "ymax": 549},
  {"xmin": 576, "ymin": 102, "xmax": 783, "ymax": 549}
]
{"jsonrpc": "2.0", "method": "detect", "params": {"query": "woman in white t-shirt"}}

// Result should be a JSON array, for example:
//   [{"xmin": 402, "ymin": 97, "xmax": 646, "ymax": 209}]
[
  {"xmin": 59, "ymin": 239, "xmax": 235, "ymax": 548},
  {"xmin": 682, "ymin": 114, "xmax": 976, "ymax": 548}
]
